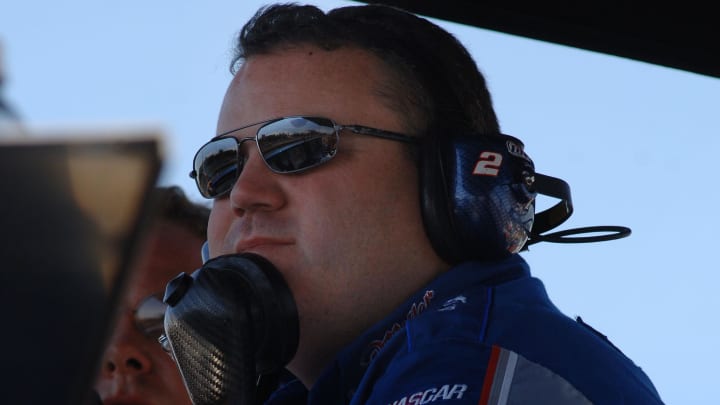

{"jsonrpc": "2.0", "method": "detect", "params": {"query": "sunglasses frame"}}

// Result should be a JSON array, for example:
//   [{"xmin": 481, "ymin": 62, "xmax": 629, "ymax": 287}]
[
  {"xmin": 133, "ymin": 293, "xmax": 167, "ymax": 339},
  {"xmin": 190, "ymin": 116, "xmax": 418, "ymax": 199}
]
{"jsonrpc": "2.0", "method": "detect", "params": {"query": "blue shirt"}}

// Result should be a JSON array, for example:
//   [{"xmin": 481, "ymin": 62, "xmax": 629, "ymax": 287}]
[{"xmin": 267, "ymin": 255, "xmax": 663, "ymax": 404}]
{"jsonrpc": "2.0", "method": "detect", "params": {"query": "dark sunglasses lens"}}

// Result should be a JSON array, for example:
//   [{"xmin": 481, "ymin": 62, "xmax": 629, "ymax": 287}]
[
  {"xmin": 135, "ymin": 295, "xmax": 167, "ymax": 339},
  {"xmin": 194, "ymin": 137, "xmax": 240, "ymax": 198},
  {"xmin": 257, "ymin": 117, "xmax": 338, "ymax": 173}
]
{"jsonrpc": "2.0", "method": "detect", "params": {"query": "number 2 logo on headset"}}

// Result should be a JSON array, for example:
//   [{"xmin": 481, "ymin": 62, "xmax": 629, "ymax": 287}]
[
  {"xmin": 472, "ymin": 138, "xmax": 533, "ymax": 177},
  {"xmin": 472, "ymin": 151, "xmax": 503, "ymax": 176}
]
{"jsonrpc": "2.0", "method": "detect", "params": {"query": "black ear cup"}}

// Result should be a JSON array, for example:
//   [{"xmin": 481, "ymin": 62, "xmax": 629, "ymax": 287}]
[{"xmin": 421, "ymin": 134, "xmax": 537, "ymax": 264}]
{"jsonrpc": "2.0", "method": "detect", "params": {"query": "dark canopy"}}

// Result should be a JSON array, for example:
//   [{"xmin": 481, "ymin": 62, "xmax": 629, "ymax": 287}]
[{"xmin": 354, "ymin": 1, "xmax": 719, "ymax": 79}]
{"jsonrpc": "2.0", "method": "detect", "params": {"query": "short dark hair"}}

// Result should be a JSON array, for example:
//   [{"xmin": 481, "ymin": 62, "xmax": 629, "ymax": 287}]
[
  {"xmin": 149, "ymin": 186, "xmax": 210, "ymax": 239},
  {"xmin": 231, "ymin": 3, "xmax": 500, "ymax": 139}
]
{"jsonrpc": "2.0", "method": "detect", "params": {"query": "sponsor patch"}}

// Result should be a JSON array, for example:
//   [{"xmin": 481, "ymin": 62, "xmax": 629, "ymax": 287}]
[
  {"xmin": 438, "ymin": 295, "xmax": 467, "ymax": 312},
  {"xmin": 364, "ymin": 290, "xmax": 435, "ymax": 363},
  {"xmin": 389, "ymin": 383, "xmax": 468, "ymax": 405}
]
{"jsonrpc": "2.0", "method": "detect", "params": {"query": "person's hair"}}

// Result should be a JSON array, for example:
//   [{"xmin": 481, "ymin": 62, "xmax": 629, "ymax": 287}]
[
  {"xmin": 149, "ymin": 186, "xmax": 210, "ymax": 239},
  {"xmin": 231, "ymin": 3, "xmax": 500, "ymax": 139}
]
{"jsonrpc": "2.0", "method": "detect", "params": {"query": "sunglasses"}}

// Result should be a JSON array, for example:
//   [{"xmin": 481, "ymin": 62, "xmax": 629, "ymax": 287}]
[
  {"xmin": 133, "ymin": 293, "xmax": 167, "ymax": 340},
  {"xmin": 190, "ymin": 116, "xmax": 418, "ymax": 199}
]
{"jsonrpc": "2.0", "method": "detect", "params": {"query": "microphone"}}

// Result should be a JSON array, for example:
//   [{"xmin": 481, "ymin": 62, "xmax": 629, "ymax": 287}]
[{"xmin": 162, "ymin": 253, "xmax": 298, "ymax": 405}]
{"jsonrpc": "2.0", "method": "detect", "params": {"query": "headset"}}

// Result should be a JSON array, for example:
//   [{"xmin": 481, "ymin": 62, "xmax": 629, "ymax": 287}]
[
  {"xmin": 166, "ymin": 132, "xmax": 631, "ymax": 404},
  {"xmin": 420, "ymin": 133, "xmax": 630, "ymax": 264}
]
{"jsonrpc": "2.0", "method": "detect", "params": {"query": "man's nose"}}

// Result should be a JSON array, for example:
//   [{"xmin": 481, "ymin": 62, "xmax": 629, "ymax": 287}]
[
  {"xmin": 101, "ymin": 343, "xmax": 153, "ymax": 376},
  {"xmin": 229, "ymin": 147, "xmax": 286, "ymax": 214}
]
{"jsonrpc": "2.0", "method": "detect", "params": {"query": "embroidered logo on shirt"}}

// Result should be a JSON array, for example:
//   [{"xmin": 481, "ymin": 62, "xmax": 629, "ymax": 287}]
[
  {"xmin": 364, "ymin": 290, "xmax": 435, "ymax": 364},
  {"xmin": 438, "ymin": 295, "xmax": 467, "ymax": 312},
  {"xmin": 388, "ymin": 383, "xmax": 468, "ymax": 405}
]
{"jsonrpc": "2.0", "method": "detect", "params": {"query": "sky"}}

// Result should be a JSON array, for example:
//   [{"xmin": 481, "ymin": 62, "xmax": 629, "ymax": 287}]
[{"xmin": 2, "ymin": 1, "xmax": 718, "ymax": 403}]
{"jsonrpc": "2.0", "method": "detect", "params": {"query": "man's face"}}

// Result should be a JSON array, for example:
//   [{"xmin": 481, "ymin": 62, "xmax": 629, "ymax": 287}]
[
  {"xmin": 95, "ymin": 221, "xmax": 203, "ymax": 405},
  {"xmin": 207, "ymin": 45, "xmax": 448, "ymax": 384}
]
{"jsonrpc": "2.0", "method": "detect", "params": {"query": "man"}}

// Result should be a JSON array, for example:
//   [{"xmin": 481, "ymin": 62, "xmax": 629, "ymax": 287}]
[
  {"xmin": 185, "ymin": 3, "xmax": 663, "ymax": 404},
  {"xmin": 95, "ymin": 186, "xmax": 209, "ymax": 405}
]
